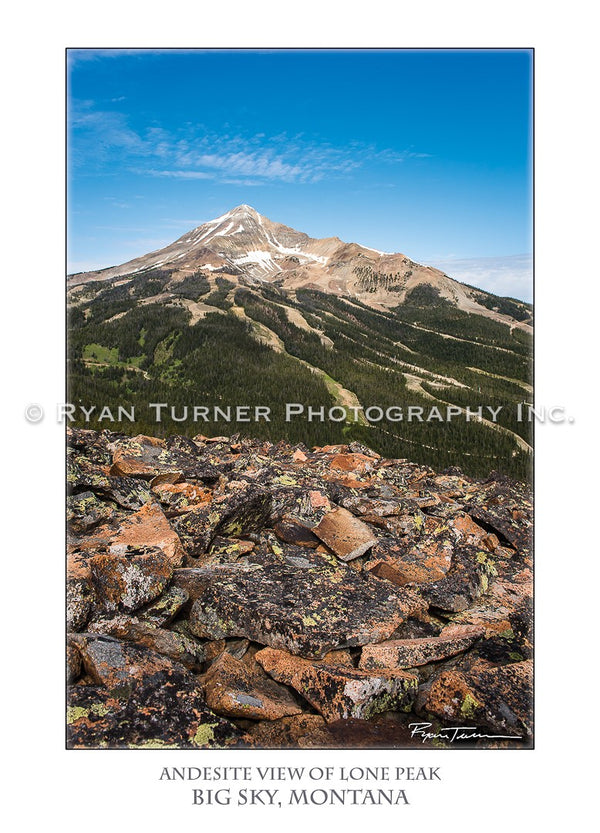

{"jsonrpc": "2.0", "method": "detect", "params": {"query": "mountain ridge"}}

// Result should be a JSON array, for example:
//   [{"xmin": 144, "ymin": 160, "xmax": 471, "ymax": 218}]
[
  {"xmin": 68, "ymin": 205, "xmax": 532, "ymax": 331},
  {"xmin": 67, "ymin": 205, "xmax": 533, "ymax": 481}
]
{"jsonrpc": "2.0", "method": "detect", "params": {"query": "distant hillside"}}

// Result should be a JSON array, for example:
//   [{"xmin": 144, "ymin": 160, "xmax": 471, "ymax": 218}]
[{"xmin": 67, "ymin": 206, "xmax": 533, "ymax": 481}]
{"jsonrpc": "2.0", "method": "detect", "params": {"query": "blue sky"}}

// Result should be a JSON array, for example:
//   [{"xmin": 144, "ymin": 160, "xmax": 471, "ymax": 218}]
[{"xmin": 68, "ymin": 49, "xmax": 533, "ymax": 300}]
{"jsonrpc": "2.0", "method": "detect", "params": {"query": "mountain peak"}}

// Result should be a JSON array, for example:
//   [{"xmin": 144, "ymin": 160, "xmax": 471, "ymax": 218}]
[
  {"xmin": 231, "ymin": 204, "xmax": 258, "ymax": 214},
  {"xmin": 226, "ymin": 204, "xmax": 260, "ymax": 220},
  {"xmin": 204, "ymin": 204, "xmax": 261, "ymax": 228},
  {"xmin": 67, "ymin": 207, "xmax": 531, "ymax": 332}
]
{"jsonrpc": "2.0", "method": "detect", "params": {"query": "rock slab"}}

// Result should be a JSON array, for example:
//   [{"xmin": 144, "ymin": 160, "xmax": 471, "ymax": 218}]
[
  {"xmin": 359, "ymin": 625, "xmax": 484, "ymax": 670},
  {"xmin": 312, "ymin": 507, "xmax": 378, "ymax": 561},
  {"xmin": 256, "ymin": 647, "xmax": 418, "ymax": 722},
  {"xmin": 183, "ymin": 550, "xmax": 424, "ymax": 658},
  {"xmin": 201, "ymin": 652, "xmax": 303, "ymax": 721}
]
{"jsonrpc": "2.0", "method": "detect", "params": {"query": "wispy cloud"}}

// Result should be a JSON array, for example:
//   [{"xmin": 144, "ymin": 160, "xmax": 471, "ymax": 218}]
[
  {"xmin": 69, "ymin": 106, "xmax": 148, "ymax": 164},
  {"xmin": 67, "ymin": 49, "xmax": 167, "ymax": 68},
  {"xmin": 69, "ymin": 101, "xmax": 429, "ymax": 186},
  {"xmin": 222, "ymin": 178, "xmax": 266, "ymax": 187},
  {"xmin": 144, "ymin": 169, "xmax": 214, "ymax": 180},
  {"xmin": 427, "ymin": 254, "xmax": 533, "ymax": 303}
]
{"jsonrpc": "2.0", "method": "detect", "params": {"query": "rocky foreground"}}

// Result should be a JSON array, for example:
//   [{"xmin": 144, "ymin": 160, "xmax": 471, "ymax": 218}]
[{"xmin": 67, "ymin": 429, "xmax": 533, "ymax": 749}]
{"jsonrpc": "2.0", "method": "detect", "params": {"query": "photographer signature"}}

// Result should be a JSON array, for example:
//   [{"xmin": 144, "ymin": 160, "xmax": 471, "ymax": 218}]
[{"xmin": 409, "ymin": 722, "xmax": 522, "ymax": 743}]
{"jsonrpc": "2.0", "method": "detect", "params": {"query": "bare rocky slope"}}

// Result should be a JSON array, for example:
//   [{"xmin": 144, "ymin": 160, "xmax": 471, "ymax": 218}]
[{"xmin": 67, "ymin": 428, "xmax": 532, "ymax": 749}]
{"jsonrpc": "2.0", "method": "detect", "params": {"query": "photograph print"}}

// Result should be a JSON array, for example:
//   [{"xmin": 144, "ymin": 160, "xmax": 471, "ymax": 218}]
[{"xmin": 66, "ymin": 48, "xmax": 533, "ymax": 749}]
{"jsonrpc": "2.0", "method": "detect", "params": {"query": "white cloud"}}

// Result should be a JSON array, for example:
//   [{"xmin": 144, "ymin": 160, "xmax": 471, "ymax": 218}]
[
  {"xmin": 428, "ymin": 254, "xmax": 533, "ymax": 303},
  {"xmin": 144, "ymin": 169, "xmax": 214, "ymax": 180}
]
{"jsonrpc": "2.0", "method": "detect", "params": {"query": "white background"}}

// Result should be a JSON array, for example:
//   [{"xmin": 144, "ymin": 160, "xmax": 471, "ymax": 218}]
[{"xmin": 2, "ymin": 2, "xmax": 597, "ymax": 830}]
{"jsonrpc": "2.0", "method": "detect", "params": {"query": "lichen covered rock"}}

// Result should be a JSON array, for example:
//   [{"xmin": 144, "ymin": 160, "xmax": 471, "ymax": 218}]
[
  {"xmin": 109, "ymin": 433, "xmax": 220, "ymax": 483},
  {"xmin": 201, "ymin": 652, "xmax": 303, "ymax": 720},
  {"xmin": 87, "ymin": 616, "xmax": 206, "ymax": 668},
  {"xmin": 66, "ymin": 429, "xmax": 533, "ymax": 749},
  {"xmin": 255, "ymin": 647, "xmax": 418, "ymax": 722},
  {"xmin": 67, "ymin": 554, "xmax": 94, "ymax": 631},
  {"xmin": 246, "ymin": 714, "xmax": 334, "ymax": 748},
  {"xmin": 90, "ymin": 547, "xmax": 173, "ymax": 613},
  {"xmin": 172, "ymin": 482, "xmax": 271, "ymax": 557},
  {"xmin": 67, "ymin": 633, "xmax": 247, "ymax": 748},
  {"xmin": 359, "ymin": 625, "xmax": 484, "ymax": 670},
  {"xmin": 424, "ymin": 659, "xmax": 533, "ymax": 740},
  {"xmin": 312, "ymin": 507, "xmax": 378, "ymax": 561},
  {"xmin": 184, "ymin": 549, "xmax": 423, "ymax": 658}
]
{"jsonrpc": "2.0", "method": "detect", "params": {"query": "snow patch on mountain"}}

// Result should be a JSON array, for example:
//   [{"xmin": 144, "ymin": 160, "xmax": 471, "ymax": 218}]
[
  {"xmin": 361, "ymin": 244, "xmax": 391, "ymax": 256},
  {"xmin": 233, "ymin": 250, "xmax": 279, "ymax": 274}
]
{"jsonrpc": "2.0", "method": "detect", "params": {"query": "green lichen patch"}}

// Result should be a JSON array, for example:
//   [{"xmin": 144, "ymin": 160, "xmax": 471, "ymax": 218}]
[{"xmin": 460, "ymin": 692, "xmax": 482, "ymax": 718}]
